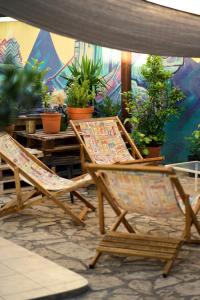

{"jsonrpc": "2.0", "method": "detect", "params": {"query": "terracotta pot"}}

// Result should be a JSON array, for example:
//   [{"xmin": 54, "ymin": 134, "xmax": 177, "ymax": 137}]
[
  {"xmin": 146, "ymin": 146, "xmax": 161, "ymax": 158},
  {"xmin": 5, "ymin": 124, "xmax": 15, "ymax": 136},
  {"xmin": 67, "ymin": 106, "xmax": 94, "ymax": 120},
  {"xmin": 41, "ymin": 113, "xmax": 61, "ymax": 134}
]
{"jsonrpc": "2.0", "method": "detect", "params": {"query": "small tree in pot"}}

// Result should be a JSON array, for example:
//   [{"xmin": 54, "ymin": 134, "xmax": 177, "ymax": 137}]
[{"xmin": 124, "ymin": 55, "xmax": 185, "ymax": 157}]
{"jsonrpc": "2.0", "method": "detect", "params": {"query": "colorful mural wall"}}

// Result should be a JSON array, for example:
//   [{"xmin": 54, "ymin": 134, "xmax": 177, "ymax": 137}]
[{"xmin": 0, "ymin": 21, "xmax": 200, "ymax": 163}]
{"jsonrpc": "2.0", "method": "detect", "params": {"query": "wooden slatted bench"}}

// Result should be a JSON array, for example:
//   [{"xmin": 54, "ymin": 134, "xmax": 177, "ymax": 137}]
[{"xmin": 90, "ymin": 231, "xmax": 182, "ymax": 276}]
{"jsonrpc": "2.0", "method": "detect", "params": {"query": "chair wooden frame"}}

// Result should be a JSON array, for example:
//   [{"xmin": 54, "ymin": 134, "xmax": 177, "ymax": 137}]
[
  {"xmin": 70, "ymin": 116, "xmax": 164, "ymax": 233},
  {"xmin": 0, "ymin": 135, "xmax": 95, "ymax": 226},
  {"xmin": 87, "ymin": 163, "xmax": 200, "ymax": 276},
  {"xmin": 70, "ymin": 116, "xmax": 164, "ymax": 169}
]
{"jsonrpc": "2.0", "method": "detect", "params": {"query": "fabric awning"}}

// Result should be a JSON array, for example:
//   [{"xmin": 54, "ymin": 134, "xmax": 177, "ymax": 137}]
[{"xmin": 0, "ymin": 0, "xmax": 199, "ymax": 57}]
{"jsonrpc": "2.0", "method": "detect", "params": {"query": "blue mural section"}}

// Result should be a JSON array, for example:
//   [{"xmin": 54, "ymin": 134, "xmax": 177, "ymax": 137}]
[
  {"xmin": 163, "ymin": 58, "xmax": 200, "ymax": 162},
  {"xmin": 74, "ymin": 41, "xmax": 121, "ymax": 103},
  {"xmin": 27, "ymin": 30, "xmax": 67, "ymax": 90},
  {"xmin": 26, "ymin": 32, "xmax": 122, "ymax": 104}
]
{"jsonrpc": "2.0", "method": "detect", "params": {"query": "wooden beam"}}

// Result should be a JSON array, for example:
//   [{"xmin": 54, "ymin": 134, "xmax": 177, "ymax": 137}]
[{"xmin": 121, "ymin": 51, "xmax": 132, "ymax": 121}]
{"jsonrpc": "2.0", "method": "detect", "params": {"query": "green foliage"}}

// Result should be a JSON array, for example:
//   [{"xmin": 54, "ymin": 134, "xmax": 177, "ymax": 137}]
[
  {"xmin": 66, "ymin": 79, "xmax": 95, "ymax": 108},
  {"xmin": 41, "ymin": 85, "xmax": 51, "ymax": 109},
  {"xmin": 96, "ymin": 95, "xmax": 121, "ymax": 117},
  {"xmin": 28, "ymin": 59, "xmax": 51, "ymax": 110},
  {"xmin": 0, "ymin": 58, "xmax": 49, "ymax": 129},
  {"xmin": 186, "ymin": 125, "xmax": 200, "ymax": 159},
  {"xmin": 63, "ymin": 56, "xmax": 106, "ymax": 95},
  {"xmin": 124, "ymin": 55, "xmax": 185, "ymax": 155}
]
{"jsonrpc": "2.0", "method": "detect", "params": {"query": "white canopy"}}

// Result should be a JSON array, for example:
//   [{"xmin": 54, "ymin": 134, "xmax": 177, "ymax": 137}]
[{"xmin": 0, "ymin": 0, "xmax": 199, "ymax": 57}]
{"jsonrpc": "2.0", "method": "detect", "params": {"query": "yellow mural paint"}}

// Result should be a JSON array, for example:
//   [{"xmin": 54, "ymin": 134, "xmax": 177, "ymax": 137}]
[
  {"xmin": 0, "ymin": 21, "xmax": 39, "ymax": 64},
  {"xmin": 51, "ymin": 32, "xmax": 74, "ymax": 64},
  {"xmin": 192, "ymin": 58, "xmax": 200, "ymax": 63},
  {"xmin": 0, "ymin": 20, "xmax": 75, "ymax": 65}
]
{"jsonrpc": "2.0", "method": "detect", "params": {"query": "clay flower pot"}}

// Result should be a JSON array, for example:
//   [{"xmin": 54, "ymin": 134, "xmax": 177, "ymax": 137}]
[
  {"xmin": 67, "ymin": 107, "xmax": 94, "ymax": 120},
  {"xmin": 146, "ymin": 146, "xmax": 161, "ymax": 158},
  {"xmin": 41, "ymin": 113, "xmax": 61, "ymax": 134}
]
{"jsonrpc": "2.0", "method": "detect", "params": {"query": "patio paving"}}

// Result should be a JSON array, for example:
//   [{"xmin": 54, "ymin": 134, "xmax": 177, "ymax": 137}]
[
  {"xmin": 0, "ymin": 175, "xmax": 200, "ymax": 299},
  {"xmin": 0, "ymin": 237, "xmax": 88, "ymax": 300}
]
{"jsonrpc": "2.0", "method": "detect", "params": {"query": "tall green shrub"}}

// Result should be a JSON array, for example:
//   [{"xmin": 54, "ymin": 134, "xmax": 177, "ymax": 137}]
[{"xmin": 124, "ymin": 55, "xmax": 185, "ymax": 155}]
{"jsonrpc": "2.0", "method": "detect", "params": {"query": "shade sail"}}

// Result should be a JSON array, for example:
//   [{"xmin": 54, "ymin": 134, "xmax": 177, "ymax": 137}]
[{"xmin": 0, "ymin": 0, "xmax": 199, "ymax": 57}]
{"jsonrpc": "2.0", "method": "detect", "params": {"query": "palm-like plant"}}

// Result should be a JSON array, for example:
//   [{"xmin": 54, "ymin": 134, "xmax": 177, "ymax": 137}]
[{"xmin": 63, "ymin": 56, "xmax": 106, "ymax": 96}]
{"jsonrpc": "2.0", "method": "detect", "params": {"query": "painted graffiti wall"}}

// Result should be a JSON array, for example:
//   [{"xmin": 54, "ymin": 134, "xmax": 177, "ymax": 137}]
[{"xmin": 0, "ymin": 21, "xmax": 200, "ymax": 163}]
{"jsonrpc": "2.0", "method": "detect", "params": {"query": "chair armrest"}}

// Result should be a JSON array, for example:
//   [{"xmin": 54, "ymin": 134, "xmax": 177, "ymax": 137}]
[{"xmin": 120, "ymin": 156, "xmax": 164, "ymax": 165}]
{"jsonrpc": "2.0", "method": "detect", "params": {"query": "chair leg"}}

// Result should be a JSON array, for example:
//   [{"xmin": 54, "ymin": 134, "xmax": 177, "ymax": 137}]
[
  {"xmin": 162, "ymin": 240, "xmax": 182, "ymax": 277},
  {"xmin": 70, "ymin": 192, "xmax": 74, "ymax": 203},
  {"xmin": 72, "ymin": 190, "xmax": 95, "ymax": 211},
  {"xmin": 13, "ymin": 167, "xmax": 22, "ymax": 207},
  {"xmin": 111, "ymin": 211, "xmax": 129, "ymax": 232},
  {"xmin": 163, "ymin": 259, "xmax": 176, "ymax": 278},
  {"xmin": 50, "ymin": 195, "xmax": 85, "ymax": 226},
  {"xmin": 89, "ymin": 251, "xmax": 102, "ymax": 269},
  {"xmin": 98, "ymin": 190, "xmax": 105, "ymax": 235}
]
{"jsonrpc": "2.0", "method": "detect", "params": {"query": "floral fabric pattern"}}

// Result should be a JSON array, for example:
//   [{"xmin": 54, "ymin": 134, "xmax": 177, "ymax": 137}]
[
  {"xmin": 103, "ymin": 170, "xmax": 183, "ymax": 218},
  {"xmin": 80, "ymin": 120, "xmax": 134, "ymax": 164},
  {"xmin": 0, "ymin": 134, "xmax": 91, "ymax": 191}
]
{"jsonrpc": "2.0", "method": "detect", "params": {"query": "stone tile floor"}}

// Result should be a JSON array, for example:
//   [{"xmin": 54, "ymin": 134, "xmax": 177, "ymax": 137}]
[{"xmin": 0, "ymin": 175, "xmax": 200, "ymax": 300}]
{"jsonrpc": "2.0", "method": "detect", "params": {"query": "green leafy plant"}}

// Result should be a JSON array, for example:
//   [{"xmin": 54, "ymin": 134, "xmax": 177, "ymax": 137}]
[
  {"xmin": 41, "ymin": 84, "xmax": 51, "ymax": 110},
  {"xmin": 95, "ymin": 95, "xmax": 121, "ymax": 117},
  {"xmin": 66, "ymin": 79, "xmax": 95, "ymax": 108},
  {"xmin": 63, "ymin": 56, "xmax": 106, "ymax": 95},
  {"xmin": 186, "ymin": 125, "xmax": 200, "ymax": 159},
  {"xmin": 0, "ymin": 58, "xmax": 49, "ymax": 130},
  {"xmin": 124, "ymin": 55, "xmax": 185, "ymax": 155}
]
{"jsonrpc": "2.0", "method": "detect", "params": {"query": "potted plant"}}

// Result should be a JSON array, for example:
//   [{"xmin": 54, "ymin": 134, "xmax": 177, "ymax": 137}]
[
  {"xmin": 124, "ymin": 55, "xmax": 185, "ymax": 157},
  {"xmin": 63, "ymin": 56, "xmax": 106, "ymax": 120},
  {"xmin": 0, "ymin": 58, "xmax": 45, "ymax": 135},
  {"xmin": 41, "ymin": 88, "xmax": 67, "ymax": 133},
  {"xmin": 63, "ymin": 56, "xmax": 106, "ymax": 95},
  {"xmin": 186, "ymin": 124, "xmax": 200, "ymax": 161},
  {"xmin": 66, "ymin": 79, "xmax": 95, "ymax": 120},
  {"xmin": 51, "ymin": 89, "xmax": 68, "ymax": 131}
]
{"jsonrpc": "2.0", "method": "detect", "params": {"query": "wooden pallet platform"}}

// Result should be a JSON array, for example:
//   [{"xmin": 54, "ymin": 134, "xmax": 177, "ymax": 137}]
[{"xmin": 41, "ymin": 155, "xmax": 81, "ymax": 178}]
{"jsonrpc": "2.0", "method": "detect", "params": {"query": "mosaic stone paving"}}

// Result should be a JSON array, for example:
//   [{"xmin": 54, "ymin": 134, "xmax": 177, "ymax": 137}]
[{"xmin": 0, "ymin": 176, "xmax": 200, "ymax": 300}]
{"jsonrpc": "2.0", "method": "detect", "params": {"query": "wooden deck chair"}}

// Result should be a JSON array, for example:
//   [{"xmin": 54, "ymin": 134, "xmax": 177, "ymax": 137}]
[
  {"xmin": 0, "ymin": 133, "xmax": 95, "ymax": 226},
  {"xmin": 70, "ymin": 116, "xmax": 164, "ymax": 168},
  {"xmin": 70, "ymin": 116, "xmax": 164, "ymax": 233},
  {"xmin": 87, "ymin": 163, "xmax": 200, "ymax": 276}
]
